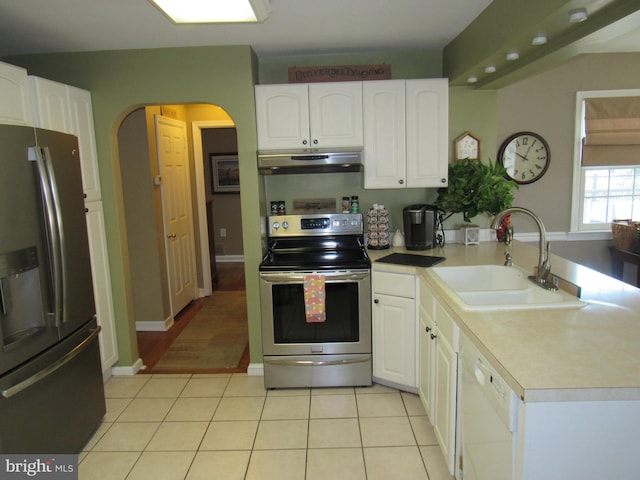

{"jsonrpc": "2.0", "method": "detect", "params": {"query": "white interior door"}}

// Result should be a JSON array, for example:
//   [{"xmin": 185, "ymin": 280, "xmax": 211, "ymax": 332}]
[{"xmin": 155, "ymin": 115, "xmax": 197, "ymax": 315}]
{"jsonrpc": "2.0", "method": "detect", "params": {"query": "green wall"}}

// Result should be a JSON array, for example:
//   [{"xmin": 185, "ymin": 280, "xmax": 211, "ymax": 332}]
[
  {"xmin": 258, "ymin": 49, "xmax": 443, "ymax": 84},
  {"xmin": 6, "ymin": 46, "xmax": 263, "ymax": 367},
  {"xmin": 5, "ymin": 46, "xmax": 498, "ymax": 369}
]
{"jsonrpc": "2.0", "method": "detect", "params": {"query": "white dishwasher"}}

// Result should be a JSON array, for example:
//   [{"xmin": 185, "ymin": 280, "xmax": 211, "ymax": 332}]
[{"xmin": 460, "ymin": 334, "xmax": 519, "ymax": 480}]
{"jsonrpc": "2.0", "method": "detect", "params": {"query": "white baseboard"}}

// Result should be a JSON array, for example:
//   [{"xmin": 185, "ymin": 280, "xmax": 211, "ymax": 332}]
[
  {"xmin": 247, "ymin": 363, "xmax": 264, "ymax": 376},
  {"xmin": 111, "ymin": 358, "xmax": 144, "ymax": 376},
  {"xmin": 136, "ymin": 316, "xmax": 174, "ymax": 332},
  {"xmin": 216, "ymin": 255, "xmax": 244, "ymax": 263}
]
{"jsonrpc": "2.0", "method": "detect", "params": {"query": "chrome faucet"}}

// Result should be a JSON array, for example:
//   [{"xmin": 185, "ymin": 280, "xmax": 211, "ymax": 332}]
[{"xmin": 490, "ymin": 207, "xmax": 557, "ymax": 290}]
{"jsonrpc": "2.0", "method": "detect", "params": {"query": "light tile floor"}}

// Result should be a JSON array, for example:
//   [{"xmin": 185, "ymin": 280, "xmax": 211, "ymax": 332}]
[{"xmin": 80, "ymin": 374, "xmax": 454, "ymax": 480}]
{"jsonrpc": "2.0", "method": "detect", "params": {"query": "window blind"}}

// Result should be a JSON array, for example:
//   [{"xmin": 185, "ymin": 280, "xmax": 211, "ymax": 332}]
[{"xmin": 582, "ymin": 96, "xmax": 640, "ymax": 166}]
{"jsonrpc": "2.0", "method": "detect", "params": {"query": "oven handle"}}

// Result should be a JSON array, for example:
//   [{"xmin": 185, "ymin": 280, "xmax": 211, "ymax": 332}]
[
  {"xmin": 259, "ymin": 271, "xmax": 370, "ymax": 283},
  {"xmin": 264, "ymin": 356, "xmax": 370, "ymax": 367}
]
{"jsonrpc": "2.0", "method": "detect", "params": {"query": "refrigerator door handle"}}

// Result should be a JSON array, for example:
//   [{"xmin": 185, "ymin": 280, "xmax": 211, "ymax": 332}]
[
  {"xmin": 29, "ymin": 146, "xmax": 64, "ymax": 326},
  {"xmin": 1, "ymin": 326, "xmax": 101, "ymax": 399}
]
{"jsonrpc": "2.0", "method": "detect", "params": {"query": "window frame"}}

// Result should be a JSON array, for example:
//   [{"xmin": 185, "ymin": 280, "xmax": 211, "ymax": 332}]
[{"xmin": 571, "ymin": 89, "xmax": 640, "ymax": 232}]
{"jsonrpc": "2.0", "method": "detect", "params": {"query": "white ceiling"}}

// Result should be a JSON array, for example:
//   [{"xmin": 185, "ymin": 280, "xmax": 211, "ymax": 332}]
[
  {"xmin": 0, "ymin": 0, "xmax": 493, "ymax": 57},
  {"xmin": 0, "ymin": 0, "xmax": 636, "ymax": 72}
]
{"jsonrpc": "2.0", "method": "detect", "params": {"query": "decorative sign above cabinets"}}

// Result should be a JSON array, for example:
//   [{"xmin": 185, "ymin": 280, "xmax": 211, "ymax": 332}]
[{"xmin": 288, "ymin": 64, "xmax": 391, "ymax": 83}]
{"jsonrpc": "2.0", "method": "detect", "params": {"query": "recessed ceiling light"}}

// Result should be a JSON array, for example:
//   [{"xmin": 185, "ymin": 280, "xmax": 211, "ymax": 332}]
[
  {"xmin": 569, "ymin": 8, "xmax": 588, "ymax": 23},
  {"xmin": 532, "ymin": 34, "xmax": 548, "ymax": 45},
  {"xmin": 484, "ymin": 65, "xmax": 496, "ymax": 74},
  {"xmin": 506, "ymin": 51, "xmax": 519, "ymax": 61},
  {"xmin": 149, "ymin": 0, "xmax": 271, "ymax": 23},
  {"xmin": 467, "ymin": 76, "xmax": 478, "ymax": 84}
]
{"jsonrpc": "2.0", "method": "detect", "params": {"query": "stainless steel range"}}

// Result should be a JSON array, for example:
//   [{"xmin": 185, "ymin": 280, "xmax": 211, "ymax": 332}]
[{"xmin": 259, "ymin": 213, "xmax": 372, "ymax": 389}]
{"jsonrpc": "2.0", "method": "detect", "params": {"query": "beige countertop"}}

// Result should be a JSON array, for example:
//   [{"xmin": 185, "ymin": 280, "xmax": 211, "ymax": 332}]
[{"xmin": 368, "ymin": 241, "xmax": 640, "ymax": 403}]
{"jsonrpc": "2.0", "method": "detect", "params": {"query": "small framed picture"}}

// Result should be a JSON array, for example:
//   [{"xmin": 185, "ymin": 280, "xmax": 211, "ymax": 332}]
[{"xmin": 211, "ymin": 154, "xmax": 240, "ymax": 193}]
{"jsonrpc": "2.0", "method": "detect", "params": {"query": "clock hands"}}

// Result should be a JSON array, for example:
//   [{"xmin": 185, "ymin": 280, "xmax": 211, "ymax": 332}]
[
  {"xmin": 515, "ymin": 138, "xmax": 538, "ymax": 162},
  {"xmin": 523, "ymin": 138, "xmax": 537, "ymax": 159}
]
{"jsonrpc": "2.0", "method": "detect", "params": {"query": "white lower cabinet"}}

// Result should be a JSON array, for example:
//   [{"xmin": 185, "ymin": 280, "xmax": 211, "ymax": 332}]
[
  {"xmin": 419, "ymin": 294, "xmax": 436, "ymax": 420},
  {"xmin": 85, "ymin": 201, "xmax": 119, "ymax": 375},
  {"xmin": 419, "ymin": 277, "xmax": 459, "ymax": 476},
  {"xmin": 372, "ymin": 270, "xmax": 418, "ymax": 391}
]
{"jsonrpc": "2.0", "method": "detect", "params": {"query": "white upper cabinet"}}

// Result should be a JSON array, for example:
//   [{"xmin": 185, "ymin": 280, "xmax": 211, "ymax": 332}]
[
  {"xmin": 29, "ymin": 76, "xmax": 101, "ymax": 201},
  {"xmin": 256, "ymin": 82, "xmax": 363, "ymax": 150},
  {"xmin": 406, "ymin": 79, "xmax": 449, "ymax": 188},
  {"xmin": 363, "ymin": 80, "xmax": 406, "ymax": 188},
  {"xmin": 363, "ymin": 78, "xmax": 448, "ymax": 189},
  {"xmin": 0, "ymin": 62, "xmax": 32, "ymax": 126}
]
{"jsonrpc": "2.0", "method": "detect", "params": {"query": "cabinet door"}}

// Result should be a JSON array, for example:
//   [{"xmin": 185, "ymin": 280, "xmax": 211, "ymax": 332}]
[
  {"xmin": 67, "ymin": 86, "xmax": 101, "ymax": 201},
  {"xmin": 406, "ymin": 79, "xmax": 448, "ymax": 188},
  {"xmin": 28, "ymin": 76, "xmax": 72, "ymax": 133},
  {"xmin": 85, "ymin": 201, "xmax": 118, "ymax": 374},
  {"xmin": 0, "ymin": 62, "xmax": 31, "ymax": 126},
  {"xmin": 372, "ymin": 293, "xmax": 417, "ymax": 389},
  {"xmin": 309, "ymin": 82, "xmax": 363, "ymax": 148},
  {"xmin": 363, "ymin": 80, "xmax": 406, "ymax": 189},
  {"xmin": 434, "ymin": 330, "xmax": 457, "ymax": 475},
  {"xmin": 419, "ymin": 304, "xmax": 436, "ymax": 421},
  {"xmin": 255, "ymin": 84, "xmax": 310, "ymax": 150}
]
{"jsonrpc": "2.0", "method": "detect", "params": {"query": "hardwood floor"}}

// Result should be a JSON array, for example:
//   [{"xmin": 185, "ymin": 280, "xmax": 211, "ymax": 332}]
[
  {"xmin": 136, "ymin": 262, "xmax": 247, "ymax": 371},
  {"xmin": 214, "ymin": 262, "xmax": 246, "ymax": 291}
]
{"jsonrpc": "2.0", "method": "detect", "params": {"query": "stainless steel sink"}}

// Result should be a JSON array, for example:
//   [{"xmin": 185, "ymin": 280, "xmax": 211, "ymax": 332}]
[{"xmin": 431, "ymin": 264, "xmax": 586, "ymax": 311}]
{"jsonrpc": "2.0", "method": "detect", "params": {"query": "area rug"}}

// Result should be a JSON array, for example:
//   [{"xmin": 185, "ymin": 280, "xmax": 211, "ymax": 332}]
[{"xmin": 152, "ymin": 290, "xmax": 249, "ymax": 373}]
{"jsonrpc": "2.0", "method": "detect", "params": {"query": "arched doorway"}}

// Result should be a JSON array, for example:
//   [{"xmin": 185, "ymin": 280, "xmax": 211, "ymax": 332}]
[{"xmin": 117, "ymin": 103, "xmax": 247, "ymax": 372}]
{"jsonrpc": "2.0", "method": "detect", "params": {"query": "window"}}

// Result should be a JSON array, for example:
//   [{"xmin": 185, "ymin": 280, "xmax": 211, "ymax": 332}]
[{"xmin": 572, "ymin": 90, "xmax": 640, "ymax": 231}]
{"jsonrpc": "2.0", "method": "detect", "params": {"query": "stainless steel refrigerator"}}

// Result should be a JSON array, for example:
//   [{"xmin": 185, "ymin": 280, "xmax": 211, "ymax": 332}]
[{"xmin": 0, "ymin": 125, "xmax": 105, "ymax": 453}]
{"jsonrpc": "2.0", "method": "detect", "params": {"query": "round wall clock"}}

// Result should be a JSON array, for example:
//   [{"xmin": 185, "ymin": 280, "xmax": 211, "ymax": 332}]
[
  {"xmin": 498, "ymin": 131, "xmax": 550, "ymax": 184},
  {"xmin": 455, "ymin": 131, "xmax": 481, "ymax": 161}
]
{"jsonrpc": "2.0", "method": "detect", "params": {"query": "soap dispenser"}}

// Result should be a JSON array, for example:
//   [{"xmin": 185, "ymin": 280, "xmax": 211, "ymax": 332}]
[{"xmin": 392, "ymin": 229, "xmax": 405, "ymax": 247}]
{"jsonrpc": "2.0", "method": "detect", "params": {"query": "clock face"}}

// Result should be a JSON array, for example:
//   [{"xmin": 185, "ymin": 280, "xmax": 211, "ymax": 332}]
[
  {"xmin": 455, "ymin": 132, "xmax": 480, "ymax": 160},
  {"xmin": 498, "ymin": 132, "xmax": 550, "ymax": 184}
]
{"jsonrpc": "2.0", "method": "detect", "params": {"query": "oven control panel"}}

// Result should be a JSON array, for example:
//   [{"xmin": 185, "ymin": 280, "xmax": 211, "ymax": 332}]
[{"xmin": 268, "ymin": 213, "xmax": 363, "ymax": 236}]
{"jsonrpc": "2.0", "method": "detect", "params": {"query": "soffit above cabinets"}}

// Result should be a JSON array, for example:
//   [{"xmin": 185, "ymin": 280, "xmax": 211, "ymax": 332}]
[{"xmin": 445, "ymin": 0, "xmax": 640, "ymax": 89}]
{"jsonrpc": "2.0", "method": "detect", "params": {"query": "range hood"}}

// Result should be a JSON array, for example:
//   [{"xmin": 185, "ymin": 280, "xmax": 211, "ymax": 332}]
[{"xmin": 258, "ymin": 148, "xmax": 363, "ymax": 175}]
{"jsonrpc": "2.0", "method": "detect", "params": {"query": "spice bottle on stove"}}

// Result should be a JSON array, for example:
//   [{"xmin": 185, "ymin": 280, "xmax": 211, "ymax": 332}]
[
  {"xmin": 350, "ymin": 196, "xmax": 359, "ymax": 213},
  {"xmin": 342, "ymin": 197, "xmax": 351, "ymax": 213}
]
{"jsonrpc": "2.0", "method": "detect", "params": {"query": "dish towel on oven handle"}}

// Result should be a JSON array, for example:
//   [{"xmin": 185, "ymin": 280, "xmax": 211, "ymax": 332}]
[{"xmin": 303, "ymin": 274, "xmax": 326, "ymax": 323}]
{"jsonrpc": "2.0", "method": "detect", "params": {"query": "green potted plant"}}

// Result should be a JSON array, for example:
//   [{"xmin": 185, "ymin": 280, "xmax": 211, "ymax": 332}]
[{"xmin": 435, "ymin": 158, "xmax": 518, "ymax": 222}]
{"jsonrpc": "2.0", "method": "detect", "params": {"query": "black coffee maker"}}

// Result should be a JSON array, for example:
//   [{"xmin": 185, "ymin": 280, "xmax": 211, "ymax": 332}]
[{"xmin": 403, "ymin": 204, "xmax": 437, "ymax": 250}]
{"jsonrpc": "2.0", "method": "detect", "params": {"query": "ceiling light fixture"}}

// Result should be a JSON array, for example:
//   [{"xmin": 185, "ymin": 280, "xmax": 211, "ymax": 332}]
[
  {"xmin": 506, "ymin": 51, "xmax": 519, "ymax": 61},
  {"xmin": 532, "ymin": 34, "xmax": 548, "ymax": 45},
  {"xmin": 569, "ymin": 8, "xmax": 588, "ymax": 23},
  {"xmin": 149, "ymin": 0, "xmax": 271, "ymax": 24},
  {"xmin": 467, "ymin": 76, "xmax": 478, "ymax": 84},
  {"xmin": 485, "ymin": 65, "xmax": 496, "ymax": 74}
]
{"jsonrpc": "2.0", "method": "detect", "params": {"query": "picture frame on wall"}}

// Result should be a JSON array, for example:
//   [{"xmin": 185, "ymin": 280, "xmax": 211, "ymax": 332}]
[{"xmin": 211, "ymin": 154, "xmax": 240, "ymax": 193}]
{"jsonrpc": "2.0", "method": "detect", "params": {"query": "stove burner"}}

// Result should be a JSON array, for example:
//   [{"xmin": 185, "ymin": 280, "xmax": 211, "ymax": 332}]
[{"xmin": 259, "ymin": 214, "xmax": 370, "ymax": 272}]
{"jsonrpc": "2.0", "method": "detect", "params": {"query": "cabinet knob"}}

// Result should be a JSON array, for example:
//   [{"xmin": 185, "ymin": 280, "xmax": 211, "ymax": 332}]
[
  {"xmin": 425, "ymin": 326, "xmax": 431, "ymax": 333},
  {"xmin": 441, "ymin": 178, "xmax": 447, "ymax": 184},
  {"xmin": 399, "ymin": 179, "xmax": 404, "ymax": 185},
  {"xmin": 302, "ymin": 139, "xmax": 308, "ymax": 145},
  {"xmin": 313, "ymin": 139, "xmax": 319, "ymax": 145},
  {"xmin": 374, "ymin": 299, "xmax": 379, "ymax": 304},
  {"xmin": 430, "ymin": 333, "xmax": 437, "ymax": 340}
]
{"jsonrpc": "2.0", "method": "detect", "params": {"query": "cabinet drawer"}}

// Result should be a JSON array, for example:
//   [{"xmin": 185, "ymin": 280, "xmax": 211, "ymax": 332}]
[
  {"xmin": 373, "ymin": 271, "xmax": 415, "ymax": 298},
  {"xmin": 435, "ymin": 301, "xmax": 459, "ymax": 351}
]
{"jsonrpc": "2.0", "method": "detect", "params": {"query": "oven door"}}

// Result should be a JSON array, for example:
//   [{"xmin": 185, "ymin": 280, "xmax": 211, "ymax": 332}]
[{"xmin": 259, "ymin": 269, "xmax": 371, "ymax": 356}]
